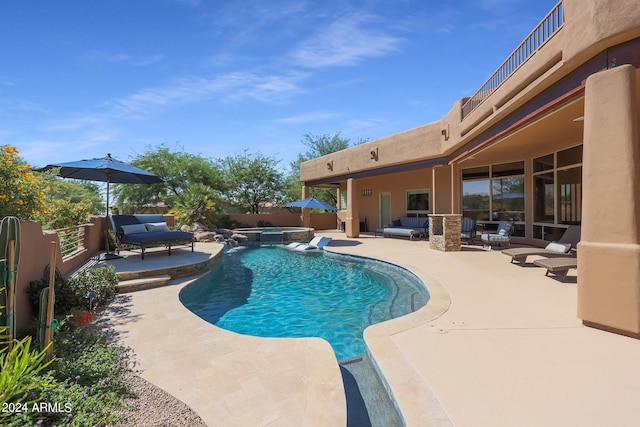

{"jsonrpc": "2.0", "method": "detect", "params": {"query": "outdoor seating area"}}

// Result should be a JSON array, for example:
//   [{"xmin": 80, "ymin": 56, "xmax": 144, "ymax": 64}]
[
  {"xmin": 110, "ymin": 214, "xmax": 194, "ymax": 260},
  {"xmin": 375, "ymin": 216, "xmax": 429, "ymax": 240}
]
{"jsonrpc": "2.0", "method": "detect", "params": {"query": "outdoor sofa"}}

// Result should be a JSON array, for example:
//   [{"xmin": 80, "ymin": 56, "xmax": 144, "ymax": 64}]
[
  {"xmin": 110, "ymin": 214, "xmax": 194, "ymax": 260},
  {"xmin": 375, "ymin": 216, "xmax": 429, "ymax": 240}
]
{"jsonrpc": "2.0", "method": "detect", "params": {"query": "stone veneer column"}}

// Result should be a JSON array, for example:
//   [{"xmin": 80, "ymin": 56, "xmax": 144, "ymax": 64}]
[
  {"xmin": 578, "ymin": 65, "xmax": 640, "ymax": 337},
  {"xmin": 346, "ymin": 178, "xmax": 360, "ymax": 238},
  {"xmin": 428, "ymin": 214, "xmax": 461, "ymax": 251}
]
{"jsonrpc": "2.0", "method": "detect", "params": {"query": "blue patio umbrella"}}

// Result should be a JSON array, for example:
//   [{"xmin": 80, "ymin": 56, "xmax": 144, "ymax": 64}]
[
  {"xmin": 285, "ymin": 197, "xmax": 337, "ymax": 211},
  {"xmin": 36, "ymin": 153, "xmax": 165, "ymax": 259}
]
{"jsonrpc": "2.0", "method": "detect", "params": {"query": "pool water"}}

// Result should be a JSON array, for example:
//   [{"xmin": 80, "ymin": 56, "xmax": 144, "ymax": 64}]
[{"xmin": 180, "ymin": 245, "xmax": 429, "ymax": 360}]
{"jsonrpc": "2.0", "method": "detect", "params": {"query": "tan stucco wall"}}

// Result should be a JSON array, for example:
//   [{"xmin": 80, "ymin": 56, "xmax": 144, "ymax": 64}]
[
  {"xmin": 336, "ymin": 169, "xmax": 433, "ymax": 230},
  {"xmin": 578, "ymin": 65, "xmax": 640, "ymax": 336},
  {"xmin": 300, "ymin": 0, "xmax": 640, "ymax": 184}
]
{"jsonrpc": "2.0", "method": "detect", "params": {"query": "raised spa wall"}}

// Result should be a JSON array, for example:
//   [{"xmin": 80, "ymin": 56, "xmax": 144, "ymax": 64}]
[{"xmin": 234, "ymin": 227, "xmax": 315, "ymax": 243}]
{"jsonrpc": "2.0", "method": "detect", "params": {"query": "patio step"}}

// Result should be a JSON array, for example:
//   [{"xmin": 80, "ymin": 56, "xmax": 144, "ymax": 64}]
[{"xmin": 117, "ymin": 274, "xmax": 172, "ymax": 293}]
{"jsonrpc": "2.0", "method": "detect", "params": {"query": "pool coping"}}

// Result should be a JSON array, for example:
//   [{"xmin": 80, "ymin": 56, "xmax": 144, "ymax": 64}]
[
  {"xmin": 102, "ymin": 243, "xmax": 347, "ymax": 427},
  {"xmin": 323, "ymin": 245, "xmax": 454, "ymax": 426}
]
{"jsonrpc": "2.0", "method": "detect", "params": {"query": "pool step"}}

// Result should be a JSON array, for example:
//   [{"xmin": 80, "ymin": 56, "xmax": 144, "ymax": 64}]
[{"xmin": 117, "ymin": 274, "xmax": 172, "ymax": 293}]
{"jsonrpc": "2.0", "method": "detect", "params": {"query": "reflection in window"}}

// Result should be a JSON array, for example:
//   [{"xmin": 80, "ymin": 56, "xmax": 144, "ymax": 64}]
[
  {"xmin": 340, "ymin": 190, "xmax": 347, "ymax": 211},
  {"xmin": 532, "ymin": 145, "xmax": 582, "ymax": 239},
  {"xmin": 406, "ymin": 189, "xmax": 429, "ymax": 217},
  {"xmin": 492, "ymin": 177, "xmax": 524, "ymax": 221},
  {"xmin": 462, "ymin": 162, "xmax": 524, "ymax": 225},
  {"xmin": 534, "ymin": 173, "xmax": 554, "ymax": 222},
  {"xmin": 462, "ymin": 180, "xmax": 490, "ymax": 221},
  {"xmin": 558, "ymin": 167, "xmax": 582, "ymax": 224}
]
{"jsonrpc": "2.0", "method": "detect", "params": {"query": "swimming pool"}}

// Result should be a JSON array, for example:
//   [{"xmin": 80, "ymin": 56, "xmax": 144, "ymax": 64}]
[{"xmin": 180, "ymin": 245, "xmax": 429, "ymax": 360}]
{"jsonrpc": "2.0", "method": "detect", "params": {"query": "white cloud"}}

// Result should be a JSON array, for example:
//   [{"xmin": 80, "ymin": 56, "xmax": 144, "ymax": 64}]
[
  {"xmin": 106, "ymin": 71, "xmax": 305, "ymax": 117},
  {"xmin": 84, "ymin": 51, "xmax": 164, "ymax": 67},
  {"xmin": 274, "ymin": 112, "xmax": 339, "ymax": 124},
  {"xmin": 291, "ymin": 12, "xmax": 403, "ymax": 68}
]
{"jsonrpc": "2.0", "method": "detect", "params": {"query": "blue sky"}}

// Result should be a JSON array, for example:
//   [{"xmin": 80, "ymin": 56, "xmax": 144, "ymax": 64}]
[{"xmin": 1, "ymin": 0, "xmax": 558, "ymax": 172}]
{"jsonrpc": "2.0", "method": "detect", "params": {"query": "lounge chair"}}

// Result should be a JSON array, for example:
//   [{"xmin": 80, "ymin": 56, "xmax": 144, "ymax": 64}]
[
  {"xmin": 460, "ymin": 218, "xmax": 477, "ymax": 244},
  {"xmin": 502, "ymin": 225, "xmax": 581, "ymax": 264},
  {"xmin": 480, "ymin": 220, "xmax": 514, "ymax": 249},
  {"xmin": 533, "ymin": 257, "xmax": 577, "ymax": 281},
  {"xmin": 292, "ymin": 236, "xmax": 332, "ymax": 251}
]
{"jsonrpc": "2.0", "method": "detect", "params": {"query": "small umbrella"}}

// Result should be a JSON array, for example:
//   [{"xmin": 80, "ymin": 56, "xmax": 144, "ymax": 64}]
[
  {"xmin": 36, "ymin": 153, "xmax": 164, "ymax": 259},
  {"xmin": 285, "ymin": 197, "xmax": 337, "ymax": 211}
]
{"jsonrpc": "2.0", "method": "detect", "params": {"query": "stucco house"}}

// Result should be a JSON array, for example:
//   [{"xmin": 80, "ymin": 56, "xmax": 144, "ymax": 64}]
[{"xmin": 299, "ymin": 0, "xmax": 640, "ymax": 339}]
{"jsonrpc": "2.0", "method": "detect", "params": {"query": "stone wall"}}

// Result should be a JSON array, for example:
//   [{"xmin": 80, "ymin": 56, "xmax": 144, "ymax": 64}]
[{"xmin": 429, "ymin": 214, "xmax": 461, "ymax": 252}]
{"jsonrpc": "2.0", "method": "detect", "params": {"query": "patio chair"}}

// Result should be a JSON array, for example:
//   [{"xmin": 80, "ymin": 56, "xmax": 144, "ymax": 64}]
[
  {"xmin": 460, "ymin": 218, "xmax": 477, "ymax": 244},
  {"xmin": 481, "ymin": 220, "xmax": 514, "ymax": 249},
  {"xmin": 502, "ymin": 225, "xmax": 581, "ymax": 264}
]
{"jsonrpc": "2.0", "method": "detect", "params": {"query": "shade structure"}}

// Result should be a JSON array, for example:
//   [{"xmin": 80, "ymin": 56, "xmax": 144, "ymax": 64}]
[
  {"xmin": 36, "ymin": 153, "xmax": 164, "ymax": 259},
  {"xmin": 285, "ymin": 197, "xmax": 337, "ymax": 211}
]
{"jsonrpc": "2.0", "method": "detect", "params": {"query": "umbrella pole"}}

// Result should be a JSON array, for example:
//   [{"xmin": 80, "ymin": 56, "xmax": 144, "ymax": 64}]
[
  {"xmin": 105, "ymin": 179, "xmax": 110, "ymax": 254},
  {"xmin": 99, "ymin": 179, "xmax": 121, "ymax": 260}
]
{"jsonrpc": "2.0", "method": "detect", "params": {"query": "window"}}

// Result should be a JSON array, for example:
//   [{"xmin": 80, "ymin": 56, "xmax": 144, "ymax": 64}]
[
  {"xmin": 340, "ymin": 190, "xmax": 348, "ymax": 211},
  {"xmin": 532, "ymin": 145, "xmax": 582, "ymax": 240},
  {"xmin": 406, "ymin": 189, "xmax": 429, "ymax": 217},
  {"xmin": 462, "ymin": 162, "xmax": 525, "ymax": 235}
]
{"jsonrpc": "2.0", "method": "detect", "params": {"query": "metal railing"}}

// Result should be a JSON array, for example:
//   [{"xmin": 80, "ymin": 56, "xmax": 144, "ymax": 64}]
[
  {"xmin": 461, "ymin": 1, "xmax": 564, "ymax": 120},
  {"xmin": 54, "ymin": 224, "xmax": 86, "ymax": 258}
]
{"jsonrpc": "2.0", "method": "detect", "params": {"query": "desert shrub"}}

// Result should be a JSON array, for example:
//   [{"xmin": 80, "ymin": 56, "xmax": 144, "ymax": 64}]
[
  {"xmin": 213, "ymin": 214, "xmax": 248, "ymax": 229},
  {"xmin": 28, "ymin": 266, "xmax": 118, "ymax": 315},
  {"xmin": 1, "ymin": 295, "xmax": 55, "ymax": 427},
  {"xmin": 256, "ymin": 220, "xmax": 274, "ymax": 227},
  {"xmin": 14, "ymin": 325, "xmax": 133, "ymax": 426}
]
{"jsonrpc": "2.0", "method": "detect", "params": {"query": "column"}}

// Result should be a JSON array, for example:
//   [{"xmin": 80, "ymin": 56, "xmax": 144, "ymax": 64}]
[
  {"xmin": 578, "ymin": 64, "xmax": 640, "ymax": 337},
  {"xmin": 346, "ymin": 178, "xmax": 360, "ymax": 238},
  {"xmin": 301, "ymin": 185, "xmax": 312, "ymax": 228}
]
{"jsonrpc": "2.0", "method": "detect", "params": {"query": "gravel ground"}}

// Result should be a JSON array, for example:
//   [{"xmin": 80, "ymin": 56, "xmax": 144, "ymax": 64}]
[{"xmin": 113, "ymin": 371, "xmax": 207, "ymax": 427}]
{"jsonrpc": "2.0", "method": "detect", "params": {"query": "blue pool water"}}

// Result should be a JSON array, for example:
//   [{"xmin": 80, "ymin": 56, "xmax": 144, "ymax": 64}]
[{"xmin": 180, "ymin": 245, "xmax": 429, "ymax": 360}]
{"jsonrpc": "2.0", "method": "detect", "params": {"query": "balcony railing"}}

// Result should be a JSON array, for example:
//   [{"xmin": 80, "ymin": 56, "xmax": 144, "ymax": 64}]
[
  {"xmin": 54, "ymin": 224, "xmax": 86, "ymax": 258},
  {"xmin": 461, "ymin": 1, "xmax": 564, "ymax": 120}
]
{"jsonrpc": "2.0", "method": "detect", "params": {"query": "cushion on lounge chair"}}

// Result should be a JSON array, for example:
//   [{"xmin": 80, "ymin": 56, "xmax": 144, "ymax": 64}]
[{"xmin": 545, "ymin": 242, "xmax": 572, "ymax": 253}]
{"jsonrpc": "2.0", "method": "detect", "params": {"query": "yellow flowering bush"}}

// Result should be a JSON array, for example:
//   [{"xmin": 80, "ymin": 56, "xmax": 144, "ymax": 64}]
[{"xmin": 0, "ymin": 146, "xmax": 49, "ymax": 220}]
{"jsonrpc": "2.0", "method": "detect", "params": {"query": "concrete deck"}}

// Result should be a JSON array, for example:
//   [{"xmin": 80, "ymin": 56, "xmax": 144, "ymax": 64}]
[{"xmin": 99, "ymin": 234, "xmax": 640, "ymax": 426}]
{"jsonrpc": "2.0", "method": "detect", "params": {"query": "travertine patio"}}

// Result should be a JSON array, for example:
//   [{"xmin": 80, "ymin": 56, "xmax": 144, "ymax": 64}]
[{"xmin": 100, "ymin": 233, "xmax": 640, "ymax": 426}]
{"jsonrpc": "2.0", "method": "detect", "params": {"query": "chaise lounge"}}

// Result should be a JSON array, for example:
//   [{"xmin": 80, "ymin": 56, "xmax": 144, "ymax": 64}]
[
  {"xmin": 533, "ymin": 257, "xmax": 577, "ymax": 281},
  {"xmin": 375, "ymin": 217, "xmax": 429, "ymax": 240},
  {"xmin": 287, "ymin": 236, "xmax": 332, "ymax": 251},
  {"xmin": 110, "ymin": 214, "xmax": 194, "ymax": 260},
  {"xmin": 502, "ymin": 225, "xmax": 581, "ymax": 264}
]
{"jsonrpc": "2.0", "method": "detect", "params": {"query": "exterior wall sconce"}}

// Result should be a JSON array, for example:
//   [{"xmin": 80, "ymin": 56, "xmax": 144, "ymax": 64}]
[
  {"xmin": 362, "ymin": 188, "xmax": 373, "ymax": 196},
  {"xmin": 370, "ymin": 147, "xmax": 378, "ymax": 161},
  {"xmin": 327, "ymin": 160, "xmax": 333, "ymax": 171},
  {"xmin": 441, "ymin": 126, "xmax": 449, "ymax": 141}
]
